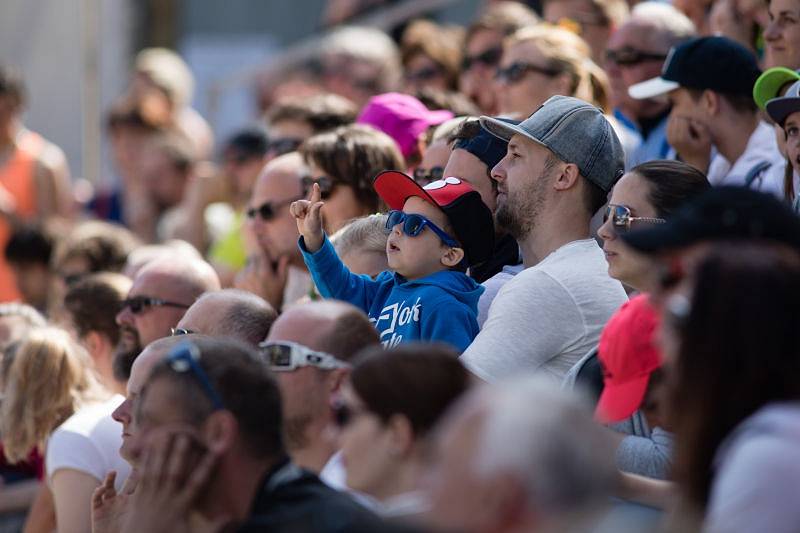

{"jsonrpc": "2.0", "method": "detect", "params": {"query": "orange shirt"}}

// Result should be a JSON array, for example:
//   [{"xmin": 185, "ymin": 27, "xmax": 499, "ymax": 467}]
[{"xmin": 0, "ymin": 133, "xmax": 40, "ymax": 301}]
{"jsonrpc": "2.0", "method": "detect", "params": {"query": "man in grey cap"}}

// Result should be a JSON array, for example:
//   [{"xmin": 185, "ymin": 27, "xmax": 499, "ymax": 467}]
[{"xmin": 461, "ymin": 96, "xmax": 628, "ymax": 383}]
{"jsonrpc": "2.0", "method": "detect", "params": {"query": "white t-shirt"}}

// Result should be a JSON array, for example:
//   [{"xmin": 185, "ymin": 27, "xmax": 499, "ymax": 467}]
[
  {"xmin": 461, "ymin": 239, "xmax": 627, "ymax": 383},
  {"xmin": 706, "ymin": 121, "xmax": 784, "ymax": 195},
  {"xmin": 46, "ymin": 395, "xmax": 130, "ymax": 491}
]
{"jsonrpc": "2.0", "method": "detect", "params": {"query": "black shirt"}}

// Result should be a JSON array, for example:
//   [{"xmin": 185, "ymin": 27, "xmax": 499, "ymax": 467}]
[{"xmin": 469, "ymin": 233, "xmax": 521, "ymax": 284}]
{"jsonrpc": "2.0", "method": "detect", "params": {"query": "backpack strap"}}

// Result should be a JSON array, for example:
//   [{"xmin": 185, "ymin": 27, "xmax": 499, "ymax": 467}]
[{"xmin": 744, "ymin": 160, "xmax": 772, "ymax": 188}]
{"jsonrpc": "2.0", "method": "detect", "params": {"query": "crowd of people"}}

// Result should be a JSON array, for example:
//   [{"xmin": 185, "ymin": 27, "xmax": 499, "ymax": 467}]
[{"xmin": 2, "ymin": 0, "xmax": 800, "ymax": 531}]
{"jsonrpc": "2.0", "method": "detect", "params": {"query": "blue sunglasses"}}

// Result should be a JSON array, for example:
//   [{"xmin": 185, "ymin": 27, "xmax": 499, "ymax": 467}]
[
  {"xmin": 166, "ymin": 342, "xmax": 225, "ymax": 410},
  {"xmin": 385, "ymin": 210, "xmax": 459, "ymax": 248}
]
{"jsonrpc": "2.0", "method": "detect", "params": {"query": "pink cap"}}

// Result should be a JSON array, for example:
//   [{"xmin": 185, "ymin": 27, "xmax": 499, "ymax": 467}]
[{"xmin": 357, "ymin": 92, "xmax": 453, "ymax": 159}]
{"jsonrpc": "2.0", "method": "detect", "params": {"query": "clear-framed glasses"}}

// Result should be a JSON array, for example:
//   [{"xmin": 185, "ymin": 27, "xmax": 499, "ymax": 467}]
[
  {"xmin": 603, "ymin": 204, "xmax": 666, "ymax": 234},
  {"xmin": 258, "ymin": 341, "xmax": 350, "ymax": 372}
]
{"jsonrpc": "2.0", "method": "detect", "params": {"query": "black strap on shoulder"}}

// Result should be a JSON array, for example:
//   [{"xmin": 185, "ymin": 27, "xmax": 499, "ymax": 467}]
[{"xmin": 744, "ymin": 160, "xmax": 772, "ymax": 188}]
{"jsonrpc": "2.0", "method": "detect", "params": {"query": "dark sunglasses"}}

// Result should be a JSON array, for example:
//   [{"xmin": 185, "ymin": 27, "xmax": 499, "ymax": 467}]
[
  {"xmin": 246, "ymin": 196, "xmax": 302, "ymax": 221},
  {"xmin": 405, "ymin": 66, "xmax": 442, "ymax": 82},
  {"xmin": 166, "ymin": 342, "xmax": 225, "ymax": 410},
  {"xmin": 603, "ymin": 204, "xmax": 666, "ymax": 234},
  {"xmin": 461, "ymin": 46, "xmax": 503, "ymax": 71},
  {"xmin": 413, "ymin": 166, "xmax": 444, "ymax": 185},
  {"xmin": 332, "ymin": 402, "xmax": 368, "ymax": 428},
  {"xmin": 605, "ymin": 47, "xmax": 667, "ymax": 67},
  {"xmin": 385, "ymin": 210, "xmax": 459, "ymax": 248},
  {"xmin": 121, "ymin": 296, "xmax": 190, "ymax": 315},
  {"xmin": 170, "ymin": 327, "xmax": 195, "ymax": 336},
  {"xmin": 495, "ymin": 62, "xmax": 561, "ymax": 84},
  {"xmin": 301, "ymin": 176, "xmax": 336, "ymax": 200},
  {"xmin": 267, "ymin": 137, "xmax": 303, "ymax": 156}
]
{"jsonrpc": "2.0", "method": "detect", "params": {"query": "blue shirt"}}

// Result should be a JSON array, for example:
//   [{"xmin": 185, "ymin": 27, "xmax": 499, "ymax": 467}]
[{"xmin": 300, "ymin": 236, "xmax": 483, "ymax": 352}]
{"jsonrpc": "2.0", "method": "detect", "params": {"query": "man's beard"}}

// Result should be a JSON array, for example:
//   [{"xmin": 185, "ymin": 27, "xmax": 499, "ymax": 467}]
[
  {"xmin": 283, "ymin": 413, "xmax": 313, "ymax": 450},
  {"xmin": 112, "ymin": 326, "xmax": 142, "ymax": 381},
  {"xmin": 495, "ymin": 163, "xmax": 553, "ymax": 240}
]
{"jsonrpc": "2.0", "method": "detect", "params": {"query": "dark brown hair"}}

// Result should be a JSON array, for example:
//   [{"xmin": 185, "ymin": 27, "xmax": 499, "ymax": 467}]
[
  {"xmin": 316, "ymin": 308, "xmax": 380, "ymax": 363},
  {"xmin": 300, "ymin": 124, "xmax": 405, "ymax": 213},
  {"xmin": 668, "ymin": 243, "xmax": 800, "ymax": 510},
  {"xmin": 401, "ymin": 20, "xmax": 464, "ymax": 91},
  {"xmin": 52, "ymin": 220, "xmax": 140, "ymax": 275},
  {"xmin": 0, "ymin": 66, "xmax": 25, "ymax": 109},
  {"xmin": 63, "ymin": 272, "xmax": 131, "ymax": 345},
  {"xmin": 466, "ymin": 1, "xmax": 540, "ymax": 45},
  {"xmin": 350, "ymin": 343, "xmax": 470, "ymax": 437},
  {"xmin": 630, "ymin": 160, "xmax": 712, "ymax": 218},
  {"xmin": 266, "ymin": 93, "xmax": 358, "ymax": 134}
]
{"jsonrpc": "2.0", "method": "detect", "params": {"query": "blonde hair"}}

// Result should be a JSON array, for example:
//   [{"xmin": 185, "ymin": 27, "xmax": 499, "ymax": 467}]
[
  {"xmin": 0, "ymin": 327, "xmax": 107, "ymax": 463},
  {"xmin": 506, "ymin": 25, "xmax": 609, "ymax": 110},
  {"xmin": 331, "ymin": 213, "xmax": 389, "ymax": 258}
]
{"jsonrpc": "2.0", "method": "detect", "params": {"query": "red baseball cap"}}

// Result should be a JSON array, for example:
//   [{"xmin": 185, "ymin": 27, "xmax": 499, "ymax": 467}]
[
  {"xmin": 373, "ymin": 170, "xmax": 494, "ymax": 266},
  {"xmin": 595, "ymin": 294, "xmax": 663, "ymax": 423}
]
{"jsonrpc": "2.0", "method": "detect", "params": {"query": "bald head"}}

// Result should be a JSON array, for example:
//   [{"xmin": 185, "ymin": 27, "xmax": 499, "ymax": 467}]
[
  {"xmin": 266, "ymin": 301, "xmax": 378, "ymax": 361},
  {"xmin": 136, "ymin": 255, "xmax": 221, "ymax": 302},
  {"xmin": 177, "ymin": 289, "xmax": 277, "ymax": 346}
]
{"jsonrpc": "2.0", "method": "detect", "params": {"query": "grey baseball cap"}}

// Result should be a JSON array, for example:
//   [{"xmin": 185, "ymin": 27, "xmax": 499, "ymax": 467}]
[{"xmin": 479, "ymin": 96, "xmax": 625, "ymax": 192}]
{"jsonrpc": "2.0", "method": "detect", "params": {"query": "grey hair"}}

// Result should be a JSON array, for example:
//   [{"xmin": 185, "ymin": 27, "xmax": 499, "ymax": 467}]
[
  {"xmin": 630, "ymin": 2, "xmax": 697, "ymax": 50},
  {"xmin": 474, "ymin": 377, "xmax": 617, "ymax": 516},
  {"xmin": 0, "ymin": 303, "xmax": 46, "ymax": 328},
  {"xmin": 193, "ymin": 289, "xmax": 277, "ymax": 347},
  {"xmin": 330, "ymin": 214, "xmax": 389, "ymax": 258}
]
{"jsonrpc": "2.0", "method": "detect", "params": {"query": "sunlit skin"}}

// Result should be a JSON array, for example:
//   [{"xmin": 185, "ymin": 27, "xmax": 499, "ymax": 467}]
[
  {"xmin": 496, "ymin": 41, "xmax": 571, "ymax": 118},
  {"xmin": 783, "ymin": 112, "xmax": 800, "ymax": 180},
  {"xmin": 460, "ymin": 29, "xmax": 504, "ymax": 114},
  {"xmin": 764, "ymin": 0, "xmax": 800, "ymax": 70}
]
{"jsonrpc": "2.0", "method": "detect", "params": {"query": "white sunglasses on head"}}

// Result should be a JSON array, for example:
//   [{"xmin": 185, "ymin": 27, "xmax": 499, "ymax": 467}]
[{"xmin": 258, "ymin": 340, "xmax": 350, "ymax": 372}]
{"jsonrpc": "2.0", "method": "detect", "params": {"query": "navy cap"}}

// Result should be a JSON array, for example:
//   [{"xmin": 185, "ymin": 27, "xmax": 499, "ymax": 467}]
[
  {"xmin": 453, "ymin": 118, "xmax": 517, "ymax": 171},
  {"xmin": 629, "ymin": 36, "xmax": 761, "ymax": 100}
]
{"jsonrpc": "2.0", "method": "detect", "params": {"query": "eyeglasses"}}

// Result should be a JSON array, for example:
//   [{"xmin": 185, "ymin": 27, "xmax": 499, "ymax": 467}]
[
  {"xmin": 405, "ymin": 66, "xmax": 442, "ymax": 82},
  {"xmin": 267, "ymin": 137, "xmax": 303, "ymax": 156},
  {"xmin": 120, "ymin": 296, "xmax": 191, "ymax": 315},
  {"xmin": 259, "ymin": 341, "xmax": 350, "ymax": 372},
  {"xmin": 332, "ymin": 402, "xmax": 368, "ymax": 428},
  {"xmin": 603, "ymin": 204, "xmax": 666, "ymax": 234},
  {"xmin": 413, "ymin": 166, "xmax": 444, "ymax": 185},
  {"xmin": 301, "ymin": 176, "xmax": 336, "ymax": 200},
  {"xmin": 461, "ymin": 46, "xmax": 503, "ymax": 71},
  {"xmin": 495, "ymin": 62, "xmax": 561, "ymax": 84},
  {"xmin": 605, "ymin": 47, "xmax": 667, "ymax": 67},
  {"xmin": 166, "ymin": 342, "xmax": 225, "ymax": 410},
  {"xmin": 246, "ymin": 196, "xmax": 302, "ymax": 221},
  {"xmin": 385, "ymin": 210, "xmax": 459, "ymax": 248},
  {"xmin": 170, "ymin": 327, "xmax": 195, "ymax": 336}
]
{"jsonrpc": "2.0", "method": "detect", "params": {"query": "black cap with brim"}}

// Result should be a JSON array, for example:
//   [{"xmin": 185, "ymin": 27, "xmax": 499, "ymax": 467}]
[{"xmin": 621, "ymin": 186, "xmax": 800, "ymax": 254}]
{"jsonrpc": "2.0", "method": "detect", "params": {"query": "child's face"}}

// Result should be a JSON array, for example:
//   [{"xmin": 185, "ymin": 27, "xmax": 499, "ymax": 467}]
[
  {"xmin": 386, "ymin": 196, "xmax": 458, "ymax": 280},
  {"xmin": 785, "ymin": 111, "xmax": 800, "ymax": 174}
]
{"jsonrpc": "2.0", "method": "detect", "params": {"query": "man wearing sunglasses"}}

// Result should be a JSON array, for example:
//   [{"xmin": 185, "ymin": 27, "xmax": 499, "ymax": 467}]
[
  {"xmin": 236, "ymin": 152, "xmax": 313, "ymax": 311},
  {"xmin": 114, "ymin": 256, "xmax": 220, "ymax": 382},
  {"xmin": 605, "ymin": 3, "xmax": 696, "ymax": 168}
]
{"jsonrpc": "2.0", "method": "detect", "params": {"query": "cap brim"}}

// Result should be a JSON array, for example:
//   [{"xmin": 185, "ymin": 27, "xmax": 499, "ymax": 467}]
[
  {"xmin": 479, "ymin": 115, "xmax": 550, "ymax": 150},
  {"xmin": 595, "ymin": 374, "xmax": 651, "ymax": 423},
  {"xmin": 754, "ymin": 67, "xmax": 800, "ymax": 110},
  {"xmin": 373, "ymin": 170, "xmax": 437, "ymax": 210},
  {"xmin": 620, "ymin": 216, "xmax": 696, "ymax": 254},
  {"xmin": 628, "ymin": 77, "xmax": 680, "ymax": 100},
  {"xmin": 766, "ymin": 95, "xmax": 800, "ymax": 126}
]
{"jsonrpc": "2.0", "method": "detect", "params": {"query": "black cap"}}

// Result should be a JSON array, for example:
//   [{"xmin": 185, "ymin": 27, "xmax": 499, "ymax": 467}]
[
  {"xmin": 629, "ymin": 36, "xmax": 761, "ymax": 100},
  {"xmin": 453, "ymin": 118, "xmax": 518, "ymax": 171},
  {"xmin": 222, "ymin": 127, "xmax": 269, "ymax": 161},
  {"xmin": 621, "ymin": 186, "xmax": 800, "ymax": 254}
]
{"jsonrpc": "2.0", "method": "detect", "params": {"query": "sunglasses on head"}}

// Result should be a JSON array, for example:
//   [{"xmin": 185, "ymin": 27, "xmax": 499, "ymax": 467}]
[
  {"xmin": 605, "ymin": 47, "xmax": 667, "ymax": 67},
  {"xmin": 259, "ymin": 341, "xmax": 350, "ymax": 372},
  {"xmin": 462, "ymin": 46, "xmax": 503, "ymax": 71},
  {"xmin": 166, "ymin": 342, "xmax": 225, "ymax": 410},
  {"xmin": 121, "ymin": 296, "xmax": 190, "ymax": 315},
  {"xmin": 405, "ymin": 66, "xmax": 443, "ymax": 82},
  {"xmin": 495, "ymin": 62, "xmax": 561, "ymax": 84},
  {"xmin": 385, "ymin": 210, "xmax": 459, "ymax": 248},
  {"xmin": 413, "ymin": 166, "xmax": 444, "ymax": 185},
  {"xmin": 246, "ymin": 196, "xmax": 302, "ymax": 221},
  {"xmin": 603, "ymin": 204, "xmax": 666, "ymax": 234},
  {"xmin": 301, "ymin": 176, "xmax": 336, "ymax": 200},
  {"xmin": 268, "ymin": 138, "xmax": 303, "ymax": 156},
  {"xmin": 170, "ymin": 327, "xmax": 195, "ymax": 336}
]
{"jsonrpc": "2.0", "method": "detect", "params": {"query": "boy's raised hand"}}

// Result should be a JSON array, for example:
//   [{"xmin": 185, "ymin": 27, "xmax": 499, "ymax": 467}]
[{"xmin": 290, "ymin": 182, "xmax": 325, "ymax": 252}]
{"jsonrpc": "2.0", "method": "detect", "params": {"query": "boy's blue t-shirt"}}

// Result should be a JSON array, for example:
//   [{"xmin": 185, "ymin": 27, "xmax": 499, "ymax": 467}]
[{"xmin": 300, "ymin": 236, "xmax": 483, "ymax": 353}]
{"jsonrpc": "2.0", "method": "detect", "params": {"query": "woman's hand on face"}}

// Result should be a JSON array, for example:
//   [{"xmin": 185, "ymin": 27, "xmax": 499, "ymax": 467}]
[{"xmin": 290, "ymin": 183, "xmax": 325, "ymax": 253}]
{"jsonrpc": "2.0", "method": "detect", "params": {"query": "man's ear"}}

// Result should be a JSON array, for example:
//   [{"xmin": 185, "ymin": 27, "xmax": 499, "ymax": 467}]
[
  {"xmin": 326, "ymin": 368, "xmax": 350, "ymax": 395},
  {"xmin": 441, "ymin": 246, "xmax": 466, "ymax": 268},
  {"xmin": 203, "ymin": 410, "xmax": 238, "ymax": 454},
  {"xmin": 552, "ymin": 162, "xmax": 580, "ymax": 192},
  {"xmin": 702, "ymin": 89, "xmax": 719, "ymax": 116},
  {"xmin": 386, "ymin": 414, "xmax": 415, "ymax": 456}
]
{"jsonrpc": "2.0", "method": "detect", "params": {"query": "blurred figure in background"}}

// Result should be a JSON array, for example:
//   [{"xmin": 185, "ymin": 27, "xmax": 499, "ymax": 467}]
[
  {"xmin": 4, "ymin": 223, "xmax": 54, "ymax": 313},
  {"xmin": 542, "ymin": 0, "xmax": 630, "ymax": 64},
  {"xmin": 330, "ymin": 214, "xmax": 389, "ymax": 279},
  {"xmin": 400, "ymin": 20, "xmax": 464, "ymax": 94}
]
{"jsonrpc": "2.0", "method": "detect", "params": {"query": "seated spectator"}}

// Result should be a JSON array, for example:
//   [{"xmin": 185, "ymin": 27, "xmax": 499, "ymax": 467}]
[
  {"xmin": 413, "ymin": 88, "xmax": 481, "ymax": 118},
  {"xmin": 400, "ymin": 20, "xmax": 464, "ymax": 94},
  {"xmin": 662, "ymin": 243, "xmax": 800, "ymax": 531},
  {"xmin": 542, "ymin": 0, "xmax": 630, "ymax": 64},
  {"xmin": 4, "ymin": 223, "xmax": 54, "ymax": 313},
  {"xmin": 63, "ymin": 272, "xmax": 132, "ymax": 395},
  {"xmin": 111, "ymin": 337, "xmax": 380, "ymax": 532},
  {"xmin": 336, "ymin": 344, "xmax": 470, "ymax": 518},
  {"xmin": 605, "ymin": 2, "xmax": 696, "ymax": 169},
  {"xmin": 51, "ymin": 220, "xmax": 140, "ymax": 284},
  {"xmin": 173, "ymin": 288, "xmax": 277, "ymax": 346},
  {"xmin": 414, "ymin": 117, "xmax": 471, "ymax": 187},
  {"xmin": 424, "ymin": 376, "xmax": 618, "ymax": 532},
  {"xmin": 265, "ymin": 93, "xmax": 357, "ymax": 160},
  {"xmin": 295, "ymin": 172, "xmax": 494, "ymax": 352},
  {"xmin": 357, "ymin": 93, "xmax": 452, "ymax": 172},
  {"xmin": 763, "ymin": 0, "xmax": 800, "ymax": 70},
  {"xmin": 300, "ymin": 123, "xmax": 405, "ymax": 234},
  {"xmin": 598, "ymin": 160, "xmax": 711, "ymax": 293},
  {"xmin": 262, "ymin": 300, "xmax": 379, "ymax": 474},
  {"xmin": 629, "ymin": 36, "xmax": 783, "ymax": 194},
  {"xmin": 764, "ymin": 79, "xmax": 800, "ymax": 211},
  {"xmin": 0, "ymin": 327, "xmax": 129, "ymax": 533},
  {"xmin": 459, "ymin": 1, "xmax": 540, "ymax": 115},
  {"xmin": 462, "ymin": 97, "xmax": 627, "ymax": 383},
  {"xmin": 330, "ymin": 214, "xmax": 389, "ymax": 278}
]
